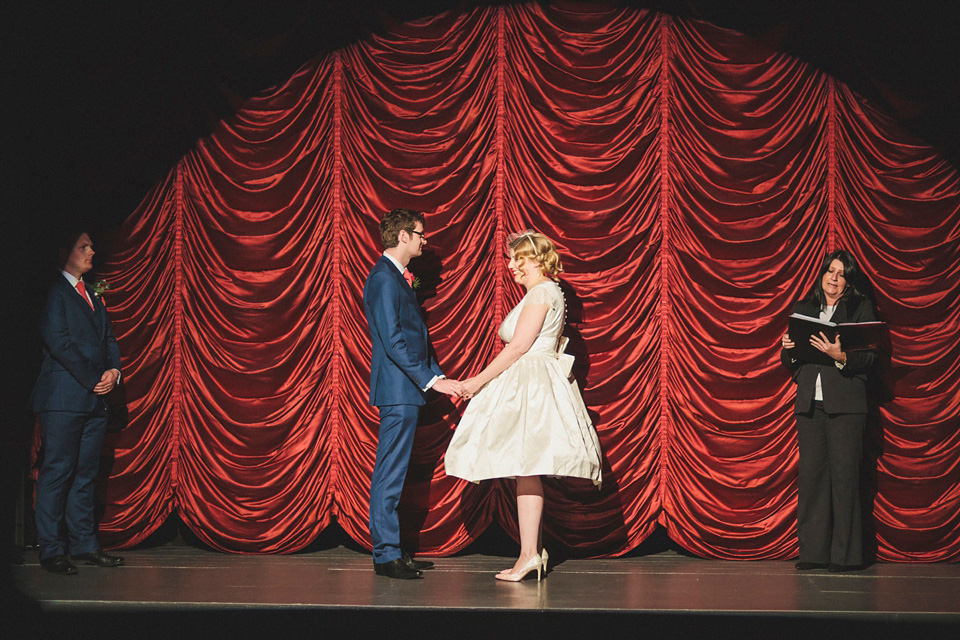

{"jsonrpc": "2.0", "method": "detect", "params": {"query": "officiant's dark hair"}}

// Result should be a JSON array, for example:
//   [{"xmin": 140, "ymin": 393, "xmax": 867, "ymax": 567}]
[
  {"xmin": 380, "ymin": 208, "xmax": 424, "ymax": 248},
  {"xmin": 54, "ymin": 226, "xmax": 93, "ymax": 270},
  {"xmin": 804, "ymin": 249, "xmax": 866, "ymax": 310}
]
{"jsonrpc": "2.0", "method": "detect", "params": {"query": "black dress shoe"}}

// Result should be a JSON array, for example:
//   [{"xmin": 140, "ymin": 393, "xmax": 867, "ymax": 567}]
[
  {"xmin": 795, "ymin": 562, "xmax": 829, "ymax": 571},
  {"xmin": 402, "ymin": 551, "xmax": 434, "ymax": 571},
  {"xmin": 374, "ymin": 557, "xmax": 423, "ymax": 579},
  {"xmin": 828, "ymin": 563, "xmax": 862, "ymax": 573},
  {"xmin": 40, "ymin": 554, "xmax": 78, "ymax": 575},
  {"xmin": 71, "ymin": 549, "xmax": 124, "ymax": 567}
]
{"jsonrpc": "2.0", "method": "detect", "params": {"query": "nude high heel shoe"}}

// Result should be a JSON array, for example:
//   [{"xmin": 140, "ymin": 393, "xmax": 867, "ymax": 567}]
[
  {"xmin": 540, "ymin": 548, "xmax": 549, "ymax": 576},
  {"xmin": 495, "ymin": 553, "xmax": 542, "ymax": 582}
]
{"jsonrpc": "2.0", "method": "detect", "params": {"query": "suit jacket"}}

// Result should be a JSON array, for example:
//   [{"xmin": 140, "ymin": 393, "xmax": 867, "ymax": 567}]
[
  {"xmin": 781, "ymin": 296, "xmax": 877, "ymax": 414},
  {"xmin": 30, "ymin": 275, "xmax": 122, "ymax": 413},
  {"xmin": 363, "ymin": 256, "xmax": 443, "ymax": 407}
]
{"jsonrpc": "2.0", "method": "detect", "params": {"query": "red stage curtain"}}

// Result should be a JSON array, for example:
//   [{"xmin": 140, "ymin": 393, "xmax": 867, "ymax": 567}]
[{"xmin": 95, "ymin": 3, "xmax": 960, "ymax": 561}]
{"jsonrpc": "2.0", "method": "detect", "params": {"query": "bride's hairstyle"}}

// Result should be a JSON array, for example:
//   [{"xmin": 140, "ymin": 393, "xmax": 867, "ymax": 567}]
[{"xmin": 508, "ymin": 230, "xmax": 563, "ymax": 278}]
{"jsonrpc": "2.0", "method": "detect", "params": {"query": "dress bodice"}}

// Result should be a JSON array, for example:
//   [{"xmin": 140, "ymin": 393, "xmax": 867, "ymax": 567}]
[{"xmin": 498, "ymin": 281, "xmax": 564, "ymax": 355}]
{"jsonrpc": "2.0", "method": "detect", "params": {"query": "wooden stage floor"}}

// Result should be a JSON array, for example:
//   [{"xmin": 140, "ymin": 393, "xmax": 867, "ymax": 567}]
[{"xmin": 3, "ymin": 546, "xmax": 958, "ymax": 639}]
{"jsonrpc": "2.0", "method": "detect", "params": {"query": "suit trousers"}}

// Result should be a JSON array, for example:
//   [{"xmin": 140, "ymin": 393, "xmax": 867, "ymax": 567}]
[
  {"xmin": 796, "ymin": 402, "xmax": 865, "ymax": 566},
  {"xmin": 369, "ymin": 404, "xmax": 419, "ymax": 564},
  {"xmin": 36, "ymin": 409, "xmax": 107, "ymax": 559}
]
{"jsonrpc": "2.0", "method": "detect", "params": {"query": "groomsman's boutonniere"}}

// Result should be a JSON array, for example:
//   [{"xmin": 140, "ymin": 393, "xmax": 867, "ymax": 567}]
[
  {"xmin": 91, "ymin": 279, "xmax": 111, "ymax": 297},
  {"xmin": 411, "ymin": 277, "xmax": 421, "ymax": 290}
]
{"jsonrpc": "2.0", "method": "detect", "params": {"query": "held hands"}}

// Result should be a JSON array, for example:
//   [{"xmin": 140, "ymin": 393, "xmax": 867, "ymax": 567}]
[
  {"xmin": 433, "ymin": 377, "xmax": 483, "ymax": 400},
  {"xmin": 459, "ymin": 377, "xmax": 482, "ymax": 399},
  {"xmin": 433, "ymin": 378, "xmax": 466, "ymax": 398},
  {"xmin": 93, "ymin": 369, "xmax": 120, "ymax": 395}
]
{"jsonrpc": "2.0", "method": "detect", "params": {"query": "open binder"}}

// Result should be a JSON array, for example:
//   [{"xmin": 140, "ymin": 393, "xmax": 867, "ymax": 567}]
[{"xmin": 786, "ymin": 314, "xmax": 885, "ymax": 365}]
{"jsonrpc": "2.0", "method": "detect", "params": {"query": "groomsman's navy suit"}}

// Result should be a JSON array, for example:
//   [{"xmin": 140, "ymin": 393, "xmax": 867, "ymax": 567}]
[
  {"xmin": 363, "ymin": 255, "xmax": 443, "ymax": 563},
  {"xmin": 30, "ymin": 274, "xmax": 121, "ymax": 560}
]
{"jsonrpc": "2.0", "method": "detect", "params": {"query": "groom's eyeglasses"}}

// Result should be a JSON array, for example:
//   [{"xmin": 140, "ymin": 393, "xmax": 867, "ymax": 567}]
[{"xmin": 409, "ymin": 229, "xmax": 426, "ymax": 240}]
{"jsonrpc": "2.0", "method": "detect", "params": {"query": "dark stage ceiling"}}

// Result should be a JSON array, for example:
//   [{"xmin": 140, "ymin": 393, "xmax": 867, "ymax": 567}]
[{"xmin": 9, "ymin": 0, "xmax": 960, "ymax": 236}]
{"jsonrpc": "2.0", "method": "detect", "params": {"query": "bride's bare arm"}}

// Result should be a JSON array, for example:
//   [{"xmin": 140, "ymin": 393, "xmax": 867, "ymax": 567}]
[{"xmin": 462, "ymin": 303, "xmax": 549, "ymax": 397}]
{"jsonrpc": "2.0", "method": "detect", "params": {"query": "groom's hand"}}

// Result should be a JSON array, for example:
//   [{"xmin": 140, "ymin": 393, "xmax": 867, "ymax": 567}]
[{"xmin": 433, "ymin": 378, "xmax": 465, "ymax": 397}]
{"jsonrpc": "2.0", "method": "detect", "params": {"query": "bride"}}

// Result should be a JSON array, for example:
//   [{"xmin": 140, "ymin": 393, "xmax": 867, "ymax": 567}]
[{"xmin": 445, "ymin": 231, "xmax": 602, "ymax": 581}]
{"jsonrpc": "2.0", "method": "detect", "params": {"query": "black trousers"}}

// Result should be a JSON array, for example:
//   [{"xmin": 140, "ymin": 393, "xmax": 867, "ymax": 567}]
[{"xmin": 796, "ymin": 402, "xmax": 865, "ymax": 566}]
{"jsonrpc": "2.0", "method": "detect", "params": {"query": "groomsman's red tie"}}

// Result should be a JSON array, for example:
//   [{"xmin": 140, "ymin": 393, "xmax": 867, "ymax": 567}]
[
  {"xmin": 403, "ymin": 270, "xmax": 415, "ymax": 288},
  {"xmin": 76, "ymin": 280, "xmax": 94, "ymax": 309}
]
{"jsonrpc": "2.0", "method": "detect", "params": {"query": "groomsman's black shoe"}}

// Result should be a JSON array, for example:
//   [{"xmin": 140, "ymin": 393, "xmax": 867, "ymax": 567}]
[
  {"xmin": 794, "ymin": 562, "xmax": 829, "ymax": 571},
  {"xmin": 40, "ymin": 554, "xmax": 78, "ymax": 575},
  {"xmin": 71, "ymin": 549, "xmax": 125, "ymax": 567},
  {"xmin": 402, "ymin": 551, "xmax": 434, "ymax": 571},
  {"xmin": 828, "ymin": 563, "xmax": 862, "ymax": 573},
  {"xmin": 374, "ymin": 558, "xmax": 423, "ymax": 579}
]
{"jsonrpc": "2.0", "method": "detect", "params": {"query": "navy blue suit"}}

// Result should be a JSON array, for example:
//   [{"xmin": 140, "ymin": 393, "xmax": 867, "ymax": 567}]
[
  {"xmin": 30, "ymin": 275, "xmax": 121, "ymax": 560},
  {"xmin": 363, "ymin": 256, "xmax": 443, "ymax": 563}
]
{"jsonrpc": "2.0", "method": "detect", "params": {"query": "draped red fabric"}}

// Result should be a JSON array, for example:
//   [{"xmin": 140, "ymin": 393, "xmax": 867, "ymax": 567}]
[{"xmin": 95, "ymin": 3, "xmax": 960, "ymax": 561}]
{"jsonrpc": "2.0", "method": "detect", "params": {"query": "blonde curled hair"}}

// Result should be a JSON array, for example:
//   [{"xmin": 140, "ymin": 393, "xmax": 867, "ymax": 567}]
[{"xmin": 508, "ymin": 230, "xmax": 563, "ymax": 278}]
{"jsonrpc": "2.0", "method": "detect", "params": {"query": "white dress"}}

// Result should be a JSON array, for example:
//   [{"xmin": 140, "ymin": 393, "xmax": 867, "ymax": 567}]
[{"xmin": 444, "ymin": 281, "xmax": 602, "ymax": 486}]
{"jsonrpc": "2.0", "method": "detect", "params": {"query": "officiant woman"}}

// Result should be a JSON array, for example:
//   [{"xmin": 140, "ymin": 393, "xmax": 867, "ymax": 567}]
[{"xmin": 780, "ymin": 249, "xmax": 878, "ymax": 573}]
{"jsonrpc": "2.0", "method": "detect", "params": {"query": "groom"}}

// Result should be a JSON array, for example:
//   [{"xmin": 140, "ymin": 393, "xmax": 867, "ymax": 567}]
[{"xmin": 363, "ymin": 208, "xmax": 462, "ymax": 579}]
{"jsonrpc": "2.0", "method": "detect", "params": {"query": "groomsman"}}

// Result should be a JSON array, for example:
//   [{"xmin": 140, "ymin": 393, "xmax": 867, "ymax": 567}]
[
  {"xmin": 363, "ymin": 209, "xmax": 462, "ymax": 579},
  {"xmin": 30, "ymin": 229, "xmax": 124, "ymax": 574}
]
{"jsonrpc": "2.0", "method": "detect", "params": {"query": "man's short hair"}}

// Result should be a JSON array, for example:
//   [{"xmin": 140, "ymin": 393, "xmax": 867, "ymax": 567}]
[
  {"xmin": 55, "ymin": 226, "xmax": 91, "ymax": 270},
  {"xmin": 379, "ymin": 208, "xmax": 425, "ymax": 249}
]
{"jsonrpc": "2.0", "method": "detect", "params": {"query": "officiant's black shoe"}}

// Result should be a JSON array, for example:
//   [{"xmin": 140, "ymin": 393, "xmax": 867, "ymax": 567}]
[
  {"xmin": 40, "ymin": 554, "xmax": 77, "ymax": 575},
  {"xmin": 828, "ymin": 563, "xmax": 862, "ymax": 573},
  {"xmin": 795, "ymin": 562, "xmax": 828, "ymax": 571},
  {"xmin": 374, "ymin": 558, "xmax": 423, "ymax": 579},
  {"xmin": 72, "ymin": 549, "xmax": 124, "ymax": 567},
  {"xmin": 402, "ymin": 551, "xmax": 434, "ymax": 571}
]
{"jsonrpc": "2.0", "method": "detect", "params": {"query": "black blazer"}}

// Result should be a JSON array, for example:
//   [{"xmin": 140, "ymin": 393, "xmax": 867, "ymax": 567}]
[{"xmin": 781, "ymin": 296, "xmax": 878, "ymax": 415}]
